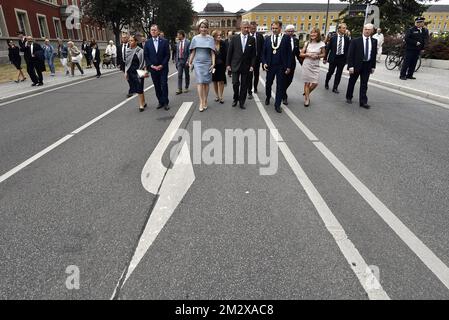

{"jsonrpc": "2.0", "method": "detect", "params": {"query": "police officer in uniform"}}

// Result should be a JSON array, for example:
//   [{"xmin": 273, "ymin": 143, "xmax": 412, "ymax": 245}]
[{"xmin": 400, "ymin": 17, "xmax": 429, "ymax": 80}]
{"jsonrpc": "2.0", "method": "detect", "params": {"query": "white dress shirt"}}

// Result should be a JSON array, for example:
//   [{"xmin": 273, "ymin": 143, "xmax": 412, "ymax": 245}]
[
  {"xmin": 153, "ymin": 37, "xmax": 159, "ymax": 53},
  {"xmin": 336, "ymin": 34, "xmax": 345, "ymax": 55},
  {"xmin": 241, "ymin": 34, "xmax": 247, "ymax": 52},
  {"xmin": 362, "ymin": 35, "xmax": 372, "ymax": 61}
]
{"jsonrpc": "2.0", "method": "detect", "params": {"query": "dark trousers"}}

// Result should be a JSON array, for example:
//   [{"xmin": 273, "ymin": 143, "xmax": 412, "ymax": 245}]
[
  {"xmin": 27, "ymin": 61, "xmax": 43, "ymax": 84},
  {"xmin": 176, "ymin": 59, "xmax": 190, "ymax": 90},
  {"xmin": 283, "ymin": 66, "xmax": 296, "ymax": 99},
  {"xmin": 325, "ymin": 56, "xmax": 346, "ymax": 89},
  {"xmin": 151, "ymin": 68, "xmax": 169, "ymax": 106},
  {"xmin": 266, "ymin": 64, "xmax": 285, "ymax": 108},
  {"xmin": 400, "ymin": 50, "xmax": 420, "ymax": 78},
  {"xmin": 70, "ymin": 62, "xmax": 84, "ymax": 76},
  {"xmin": 232, "ymin": 71, "xmax": 250, "ymax": 106},
  {"xmin": 346, "ymin": 62, "xmax": 371, "ymax": 106},
  {"xmin": 84, "ymin": 54, "xmax": 92, "ymax": 66},
  {"xmin": 93, "ymin": 60, "xmax": 101, "ymax": 76},
  {"xmin": 248, "ymin": 60, "xmax": 261, "ymax": 94}
]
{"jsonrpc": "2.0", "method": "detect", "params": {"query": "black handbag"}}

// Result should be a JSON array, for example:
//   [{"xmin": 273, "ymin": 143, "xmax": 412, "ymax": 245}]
[{"xmin": 299, "ymin": 42, "xmax": 309, "ymax": 65}]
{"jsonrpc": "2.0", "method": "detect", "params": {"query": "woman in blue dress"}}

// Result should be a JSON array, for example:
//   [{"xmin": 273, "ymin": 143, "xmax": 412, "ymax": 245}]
[{"xmin": 188, "ymin": 19, "xmax": 216, "ymax": 112}]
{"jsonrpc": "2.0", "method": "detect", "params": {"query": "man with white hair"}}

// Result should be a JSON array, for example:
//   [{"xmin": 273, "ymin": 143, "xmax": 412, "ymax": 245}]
[
  {"xmin": 345, "ymin": 23, "xmax": 377, "ymax": 109},
  {"xmin": 372, "ymin": 27, "xmax": 384, "ymax": 63},
  {"xmin": 105, "ymin": 40, "xmax": 117, "ymax": 68},
  {"xmin": 282, "ymin": 24, "xmax": 300, "ymax": 105}
]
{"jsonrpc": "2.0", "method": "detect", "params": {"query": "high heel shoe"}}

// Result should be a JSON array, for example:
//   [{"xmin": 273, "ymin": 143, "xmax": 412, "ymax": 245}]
[
  {"xmin": 304, "ymin": 97, "xmax": 310, "ymax": 107},
  {"xmin": 21, "ymin": 77, "xmax": 27, "ymax": 82},
  {"xmin": 139, "ymin": 105, "xmax": 145, "ymax": 112},
  {"xmin": 199, "ymin": 105, "xmax": 204, "ymax": 112},
  {"xmin": 219, "ymin": 98, "xmax": 224, "ymax": 104},
  {"xmin": 215, "ymin": 97, "xmax": 219, "ymax": 102}
]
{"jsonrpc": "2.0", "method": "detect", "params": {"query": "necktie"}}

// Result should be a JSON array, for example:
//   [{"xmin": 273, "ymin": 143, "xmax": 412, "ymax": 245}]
[
  {"xmin": 154, "ymin": 38, "xmax": 158, "ymax": 53},
  {"xmin": 253, "ymin": 34, "xmax": 257, "ymax": 56},
  {"xmin": 123, "ymin": 44, "xmax": 126, "ymax": 63},
  {"xmin": 242, "ymin": 35, "xmax": 246, "ymax": 52},
  {"xmin": 364, "ymin": 37, "xmax": 369, "ymax": 61},
  {"xmin": 274, "ymin": 35, "xmax": 278, "ymax": 47},
  {"xmin": 180, "ymin": 41, "xmax": 183, "ymax": 59},
  {"xmin": 337, "ymin": 36, "xmax": 343, "ymax": 55}
]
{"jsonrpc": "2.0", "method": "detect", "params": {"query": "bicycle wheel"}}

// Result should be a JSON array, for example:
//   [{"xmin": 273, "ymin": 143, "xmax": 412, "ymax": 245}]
[
  {"xmin": 385, "ymin": 52, "xmax": 400, "ymax": 70},
  {"xmin": 415, "ymin": 56, "xmax": 422, "ymax": 72}
]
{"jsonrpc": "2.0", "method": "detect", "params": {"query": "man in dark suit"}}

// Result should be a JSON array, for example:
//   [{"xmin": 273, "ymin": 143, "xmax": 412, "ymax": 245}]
[
  {"xmin": 262, "ymin": 21, "xmax": 292, "ymax": 113},
  {"xmin": 226, "ymin": 20, "xmax": 256, "ymax": 109},
  {"xmin": 19, "ymin": 36, "xmax": 45, "ymax": 86},
  {"xmin": 247, "ymin": 21, "xmax": 264, "ymax": 99},
  {"xmin": 400, "ymin": 17, "xmax": 429, "ymax": 80},
  {"xmin": 175, "ymin": 30, "xmax": 190, "ymax": 95},
  {"xmin": 324, "ymin": 23, "xmax": 350, "ymax": 94},
  {"xmin": 117, "ymin": 33, "xmax": 132, "ymax": 97},
  {"xmin": 346, "ymin": 24, "xmax": 377, "ymax": 109},
  {"xmin": 81, "ymin": 39, "xmax": 92, "ymax": 68},
  {"xmin": 282, "ymin": 25, "xmax": 301, "ymax": 105},
  {"xmin": 144, "ymin": 24, "xmax": 170, "ymax": 110}
]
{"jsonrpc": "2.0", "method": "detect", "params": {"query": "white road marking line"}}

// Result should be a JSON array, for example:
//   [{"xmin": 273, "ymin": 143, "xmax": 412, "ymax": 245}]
[
  {"xmin": 0, "ymin": 72, "xmax": 178, "ymax": 185},
  {"xmin": 253, "ymin": 92, "xmax": 390, "ymax": 300},
  {"xmin": 0, "ymin": 71, "xmax": 121, "ymax": 107},
  {"xmin": 260, "ymin": 77, "xmax": 449, "ymax": 292},
  {"xmin": 112, "ymin": 103, "xmax": 194, "ymax": 298}
]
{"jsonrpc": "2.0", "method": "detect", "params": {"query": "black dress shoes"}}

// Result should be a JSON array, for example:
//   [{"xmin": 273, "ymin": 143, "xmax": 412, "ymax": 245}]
[
  {"xmin": 332, "ymin": 88, "xmax": 339, "ymax": 94},
  {"xmin": 399, "ymin": 76, "xmax": 407, "ymax": 80},
  {"xmin": 275, "ymin": 106, "xmax": 282, "ymax": 113},
  {"xmin": 325, "ymin": 83, "xmax": 329, "ymax": 90},
  {"xmin": 164, "ymin": 104, "xmax": 170, "ymax": 110},
  {"xmin": 254, "ymin": 89, "xmax": 258, "ymax": 94},
  {"xmin": 265, "ymin": 98, "xmax": 270, "ymax": 105},
  {"xmin": 37, "ymin": 83, "xmax": 43, "ymax": 86},
  {"xmin": 407, "ymin": 76, "xmax": 417, "ymax": 80},
  {"xmin": 240, "ymin": 104, "xmax": 246, "ymax": 109},
  {"xmin": 282, "ymin": 99, "xmax": 289, "ymax": 105},
  {"xmin": 360, "ymin": 104, "xmax": 371, "ymax": 109},
  {"xmin": 157, "ymin": 103, "xmax": 164, "ymax": 109},
  {"xmin": 126, "ymin": 93, "xmax": 133, "ymax": 98},
  {"xmin": 248, "ymin": 94, "xmax": 253, "ymax": 100},
  {"xmin": 232, "ymin": 100, "xmax": 238, "ymax": 107},
  {"xmin": 31, "ymin": 83, "xmax": 37, "ymax": 87},
  {"xmin": 346, "ymin": 99, "xmax": 353, "ymax": 104}
]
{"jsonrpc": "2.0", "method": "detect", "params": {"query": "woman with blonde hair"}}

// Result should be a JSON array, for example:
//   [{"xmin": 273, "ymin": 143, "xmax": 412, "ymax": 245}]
[
  {"xmin": 299, "ymin": 27, "xmax": 325, "ymax": 107},
  {"xmin": 211, "ymin": 30, "xmax": 226, "ymax": 104},
  {"xmin": 67, "ymin": 41, "xmax": 84, "ymax": 76},
  {"xmin": 188, "ymin": 19, "xmax": 216, "ymax": 112}
]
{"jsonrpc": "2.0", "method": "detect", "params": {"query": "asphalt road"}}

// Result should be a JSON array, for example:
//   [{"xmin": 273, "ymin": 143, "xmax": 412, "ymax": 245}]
[{"xmin": 1, "ymin": 62, "xmax": 448, "ymax": 300}]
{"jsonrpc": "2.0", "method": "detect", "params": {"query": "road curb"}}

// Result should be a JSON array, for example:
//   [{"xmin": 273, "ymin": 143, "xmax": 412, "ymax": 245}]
[
  {"xmin": 0, "ymin": 70, "xmax": 121, "ymax": 104},
  {"xmin": 319, "ymin": 67, "xmax": 449, "ymax": 106}
]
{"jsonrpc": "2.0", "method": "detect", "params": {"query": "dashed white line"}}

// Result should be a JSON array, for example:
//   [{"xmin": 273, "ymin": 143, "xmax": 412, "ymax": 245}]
[{"xmin": 253, "ymin": 92, "xmax": 390, "ymax": 300}]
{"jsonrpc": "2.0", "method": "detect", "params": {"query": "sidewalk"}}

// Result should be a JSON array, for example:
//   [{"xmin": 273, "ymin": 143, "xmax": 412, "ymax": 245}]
[
  {"xmin": 0, "ymin": 67, "xmax": 119, "ymax": 103},
  {"xmin": 320, "ymin": 55, "xmax": 449, "ymax": 105}
]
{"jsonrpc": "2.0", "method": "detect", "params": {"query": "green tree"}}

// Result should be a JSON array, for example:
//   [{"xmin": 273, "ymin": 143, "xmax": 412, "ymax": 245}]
[
  {"xmin": 337, "ymin": 0, "xmax": 440, "ymax": 37},
  {"xmin": 81, "ymin": 0, "xmax": 140, "ymax": 45}
]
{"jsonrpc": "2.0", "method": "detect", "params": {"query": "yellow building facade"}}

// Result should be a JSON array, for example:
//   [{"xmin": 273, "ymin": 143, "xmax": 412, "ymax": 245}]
[{"xmin": 243, "ymin": 3, "xmax": 449, "ymax": 36}]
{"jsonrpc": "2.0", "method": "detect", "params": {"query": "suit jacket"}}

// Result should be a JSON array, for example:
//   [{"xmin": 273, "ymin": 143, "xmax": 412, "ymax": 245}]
[
  {"xmin": 144, "ymin": 37, "xmax": 170, "ymax": 71},
  {"xmin": 117, "ymin": 43, "xmax": 128, "ymax": 65},
  {"xmin": 250, "ymin": 32, "xmax": 264, "ymax": 61},
  {"xmin": 287, "ymin": 36, "xmax": 301, "ymax": 69},
  {"xmin": 262, "ymin": 34, "xmax": 293, "ymax": 70},
  {"xmin": 91, "ymin": 47, "xmax": 101, "ymax": 63},
  {"xmin": 175, "ymin": 39, "xmax": 190, "ymax": 64},
  {"xmin": 325, "ymin": 34, "xmax": 351, "ymax": 63},
  {"xmin": 226, "ymin": 34, "xmax": 256, "ymax": 73},
  {"xmin": 347, "ymin": 36, "xmax": 377, "ymax": 72},
  {"xmin": 20, "ymin": 42, "xmax": 45, "ymax": 71},
  {"xmin": 404, "ymin": 26, "xmax": 429, "ymax": 51}
]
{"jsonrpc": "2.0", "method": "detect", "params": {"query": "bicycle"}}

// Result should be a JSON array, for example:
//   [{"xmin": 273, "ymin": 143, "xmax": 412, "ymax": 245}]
[{"xmin": 385, "ymin": 45, "xmax": 422, "ymax": 72}]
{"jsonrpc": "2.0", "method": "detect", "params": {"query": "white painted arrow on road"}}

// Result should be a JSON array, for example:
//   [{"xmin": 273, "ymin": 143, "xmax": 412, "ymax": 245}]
[{"xmin": 112, "ymin": 102, "xmax": 195, "ymax": 296}]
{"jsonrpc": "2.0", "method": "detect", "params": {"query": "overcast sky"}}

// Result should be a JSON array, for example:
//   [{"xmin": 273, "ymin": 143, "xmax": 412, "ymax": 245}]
[{"xmin": 193, "ymin": 0, "xmax": 449, "ymax": 13}]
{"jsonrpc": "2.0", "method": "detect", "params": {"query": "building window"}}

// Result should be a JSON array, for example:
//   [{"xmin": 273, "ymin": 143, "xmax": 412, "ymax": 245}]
[
  {"xmin": 301, "ymin": 16, "xmax": 305, "ymax": 20},
  {"xmin": 308, "ymin": 15, "xmax": 312, "ymax": 20},
  {"xmin": 322, "ymin": 23, "xmax": 326, "ymax": 31},
  {"xmin": 256, "ymin": 16, "xmax": 259, "ymax": 20},
  {"xmin": 331, "ymin": 15, "xmax": 334, "ymax": 20},
  {"xmin": 0, "ymin": 5, "xmax": 8, "ymax": 37},
  {"xmin": 294, "ymin": 16, "xmax": 298, "ymax": 21},
  {"xmin": 53, "ymin": 18, "xmax": 63, "ymax": 39},
  {"xmin": 37, "ymin": 14, "xmax": 50, "ymax": 38},
  {"xmin": 15, "ymin": 9, "xmax": 32, "ymax": 36},
  {"xmin": 279, "ymin": 16, "xmax": 282, "ymax": 21},
  {"xmin": 316, "ymin": 16, "xmax": 320, "ymax": 20},
  {"xmin": 62, "ymin": 0, "xmax": 68, "ymax": 5},
  {"xmin": 85, "ymin": 25, "xmax": 89, "ymax": 40},
  {"xmin": 227, "ymin": 19, "xmax": 231, "ymax": 27},
  {"xmin": 264, "ymin": 16, "xmax": 267, "ymax": 21},
  {"xmin": 271, "ymin": 16, "xmax": 274, "ymax": 21},
  {"xmin": 67, "ymin": 28, "xmax": 74, "ymax": 40},
  {"xmin": 300, "ymin": 23, "xmax": 304, "ymax": 31},
  {"xmin": 307, "ymin": 23, "xmax": 311, "ymax": 30},
  {"xmin": 286, "ymin": 16, "xmax": 290, "ymax": 20}
]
